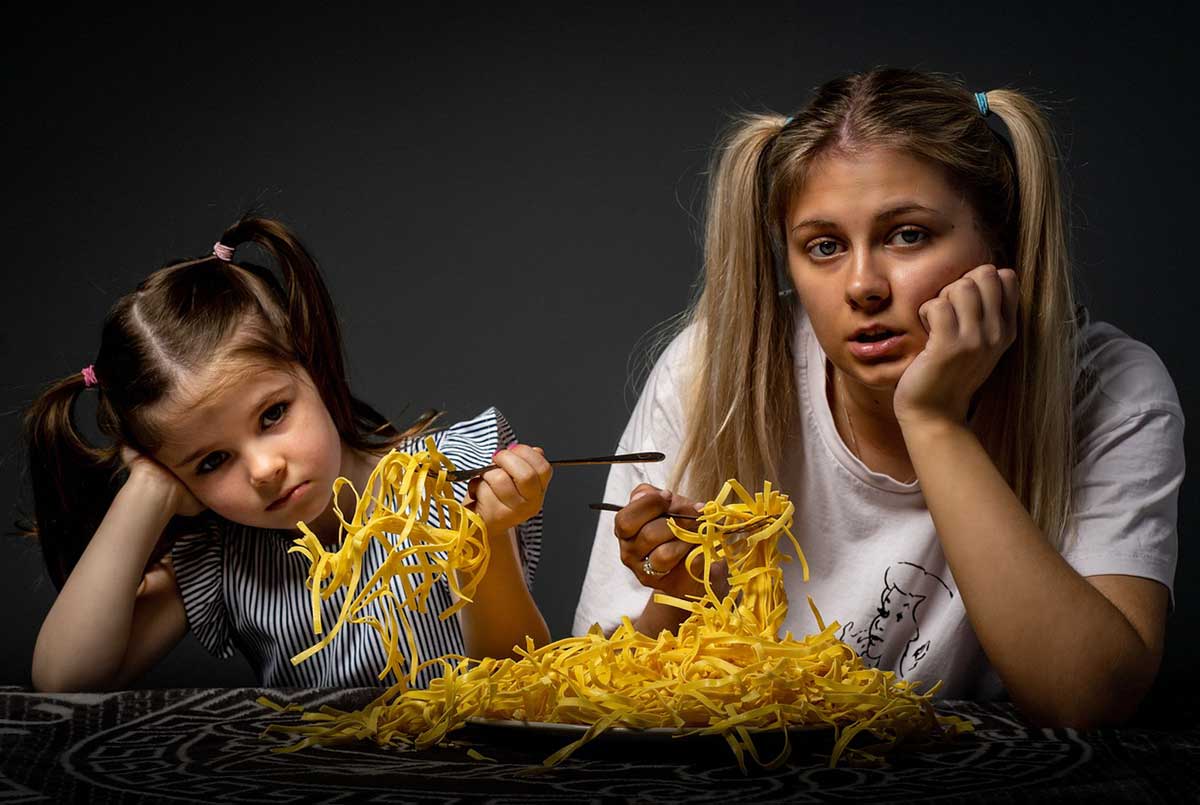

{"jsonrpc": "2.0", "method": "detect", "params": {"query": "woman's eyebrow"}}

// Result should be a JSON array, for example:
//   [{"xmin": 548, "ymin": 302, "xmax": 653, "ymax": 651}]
[
  {"xmin": 876, "ymin": 203, "xmax": 942, "ymax": 221},
  {"xmin": 790, "ymin": 204, "xmax": 943, "ymax": 234},
  {"xmin": 790, "ymin": 217, "xmax": 838, "ymax": 233}
]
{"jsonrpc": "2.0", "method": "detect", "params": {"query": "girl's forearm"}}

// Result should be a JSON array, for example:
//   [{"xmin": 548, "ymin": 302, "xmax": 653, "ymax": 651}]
[
  {"xmin": 632, "ymin": 595, "xmax": 689, "ymax": 637},
  {"xmin": 902, "ymin": 417, "xmax": 1158, "ymax": 726},
  {"xmin": 31, "ymin": 474, "xmax": 178, "ymax": 691},
  {"xmin": 457, "ymin": 529, "xmax": 549, "ymax": 660}
]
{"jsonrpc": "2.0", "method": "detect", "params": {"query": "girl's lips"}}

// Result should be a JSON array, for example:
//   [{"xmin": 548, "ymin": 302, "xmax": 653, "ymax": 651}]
[
  {"xmin": 267, "ymin": 481, "xmax": 310, "ymax": 511},
  {"xmin": 847, "ymin": 334, "xmax": 906, "ymax": 360}
]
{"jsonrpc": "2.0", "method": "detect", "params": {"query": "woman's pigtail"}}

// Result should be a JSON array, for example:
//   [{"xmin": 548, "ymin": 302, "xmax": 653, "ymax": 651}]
[
  {"xmin": 672, "ymin": 114, "xmax": 795, "ymax": 499},
  {"xmin": 24, "ymin": 372, "xmax": 120, "ymax": 589},
  {"xmin": 982, "ymin": 89, "xmax": 1077, "ymax": 549}
]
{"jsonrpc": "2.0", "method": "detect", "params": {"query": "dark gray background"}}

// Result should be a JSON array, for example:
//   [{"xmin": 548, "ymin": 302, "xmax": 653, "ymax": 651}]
[{"xmin": 3, "ymin": 3, "xmax": 1195, "ymax": 696}]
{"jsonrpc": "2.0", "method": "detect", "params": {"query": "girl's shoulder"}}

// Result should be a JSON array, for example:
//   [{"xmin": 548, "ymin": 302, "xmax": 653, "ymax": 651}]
[
  {"xmin": 1075, "ymin": 312, "xmax": 1182, "ymax": 425},
  {"xmin": 407, "ymin": 407, "xmax": 517, "ymax": 463}
]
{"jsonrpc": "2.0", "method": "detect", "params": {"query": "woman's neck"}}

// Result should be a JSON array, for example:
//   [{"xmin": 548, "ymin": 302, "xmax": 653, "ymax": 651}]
[{"xmin": 827, "ymin": 362, "xmax": 916, "ymax": 483}]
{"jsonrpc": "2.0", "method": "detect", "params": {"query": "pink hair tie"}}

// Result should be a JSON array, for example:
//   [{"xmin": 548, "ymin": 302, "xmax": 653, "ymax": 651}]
[
  {"xmin": 81, "ymin": 365, "xmax": 98, "ymax": 388},
  {"xmin": 212, "ymin": 241, "xmax": 235, "ymax": 262}
]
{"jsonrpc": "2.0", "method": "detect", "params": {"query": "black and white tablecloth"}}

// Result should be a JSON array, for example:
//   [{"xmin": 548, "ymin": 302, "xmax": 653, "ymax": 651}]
[{"xmin": 2, "ymin": 686, "xmax": 1197, "ymax": 803}]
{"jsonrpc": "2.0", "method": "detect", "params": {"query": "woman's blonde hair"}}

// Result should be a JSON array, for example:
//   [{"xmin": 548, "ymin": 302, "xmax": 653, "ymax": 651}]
[{"xmin": 669, "ymin": 68, "xmax": 1078, "ymax": 550}]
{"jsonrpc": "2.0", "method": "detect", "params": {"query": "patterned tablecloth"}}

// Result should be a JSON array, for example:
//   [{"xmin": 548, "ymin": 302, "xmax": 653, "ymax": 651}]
[{"xmin": 2, "ymin": 686, "xmax": 1197, "ymax": 803}]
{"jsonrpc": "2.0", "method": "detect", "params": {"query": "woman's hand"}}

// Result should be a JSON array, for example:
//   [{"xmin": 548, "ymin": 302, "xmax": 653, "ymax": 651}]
[
  {"xmin": 467, "ymin": 443, "xmax": 553, "ymax": 540},
  {"xmin": 894, "ymin": 264, "xmax": 1019, "ymax": 428},
  {"xmin": 120, "ymin": 446, "xmax": 206, "ymax": 518},
  {"xmin": 613, "ymin": 484, "xmax": 729, "ymax": 599}
]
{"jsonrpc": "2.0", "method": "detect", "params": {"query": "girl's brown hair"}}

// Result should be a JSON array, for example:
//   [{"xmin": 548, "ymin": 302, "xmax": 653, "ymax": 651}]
[
  {"xmin": 24, "ymin": 216, "xmax": 437, "ymax": 588},
  {"xmin": 671, "ymin": 68, "xmax": 1078, "ymax": 550}
]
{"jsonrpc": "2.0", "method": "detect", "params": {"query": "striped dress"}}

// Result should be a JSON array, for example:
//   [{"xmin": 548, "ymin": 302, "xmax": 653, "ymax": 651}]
[{"xmin": 170, "ymin": 408, "xmax": 542, "ymax": 688}]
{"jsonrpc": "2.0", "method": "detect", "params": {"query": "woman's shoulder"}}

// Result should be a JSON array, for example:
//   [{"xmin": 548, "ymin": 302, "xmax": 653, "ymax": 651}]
[
  {"xmin": 1075, "ymin": 313, "xmax": 1182, "ymax": 423},
  {"xmin": 639, "ymin": 318, "xmax": 703, "ymax": 398}
]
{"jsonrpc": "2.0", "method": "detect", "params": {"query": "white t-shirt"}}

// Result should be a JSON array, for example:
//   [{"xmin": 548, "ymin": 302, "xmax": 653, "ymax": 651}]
[{"xmin": 573, "ymin": 307, "xmax": 1183, "ymax": 700}]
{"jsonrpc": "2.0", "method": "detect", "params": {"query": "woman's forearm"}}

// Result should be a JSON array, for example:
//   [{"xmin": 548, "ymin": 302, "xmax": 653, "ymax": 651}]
[
  {"xmin": 31, "ymin": 473, "xmax": 178, "ymax": 691},
  {"xmin": 457, "ymin": 529, "xmax": 549, "ymax": 660},
  {"xmin": 902, "ymin": 417, "xmax": 1159, "ymax": 725}
]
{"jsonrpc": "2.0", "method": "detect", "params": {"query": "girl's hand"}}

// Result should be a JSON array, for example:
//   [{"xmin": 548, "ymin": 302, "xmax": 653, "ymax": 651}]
[
  {"xmin": 120, "ymin": 446, "xmax": 206, "ymax": 518},
  {"xmin": 467, "ymin": 443, "xmax": 552, "ymax": 539},
  {"xmin": 894, "ymin": 264, "xmax": 1019, "ymax": 428},
  {"xmin": 614, "ymin": 484, "xmax": 729, "ymax": 599}
]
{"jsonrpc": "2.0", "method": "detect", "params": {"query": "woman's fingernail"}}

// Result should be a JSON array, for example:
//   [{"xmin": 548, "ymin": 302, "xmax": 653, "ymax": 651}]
[
  {"xmin": 491, "ymin": 449, "xmax": 503, "ymax": 460},
  {"xmin": 507, "ymin": 441, "xmax": 519, "ymax": 450},
  {"xmin": 694, "ymin": 502, "xmax": 705, "ymax": 512}
]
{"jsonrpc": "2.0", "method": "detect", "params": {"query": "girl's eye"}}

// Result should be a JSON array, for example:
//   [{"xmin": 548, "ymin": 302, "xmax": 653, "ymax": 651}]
[
  {"xmin": 197, "ymin": 452, "xmax": 228, "ymax": 475},
  {"xmin": 262, "ymin": 402, "xmax": 288, "ymax": 428},
  {"xmin": 890, "ymin": 227, "xmax": 927, "ymax": 246},
  {"xmin": 806, "ymin": 238, "xmax": 844, "ymax": 260}
]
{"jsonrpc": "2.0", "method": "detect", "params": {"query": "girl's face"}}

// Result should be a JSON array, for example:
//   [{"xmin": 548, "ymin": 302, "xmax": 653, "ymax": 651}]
[
  {"xmin": 785, "ymin": 146, "xmax": 993, "ymax": 390},
  {"xmin": 151, "ymin": 364, "xmax": 344, "ymax": 530}
]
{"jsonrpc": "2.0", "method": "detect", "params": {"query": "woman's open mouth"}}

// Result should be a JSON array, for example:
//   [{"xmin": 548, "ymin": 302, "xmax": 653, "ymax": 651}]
[{"xmin": 847, "ymin": 327, "xmax": 905, "ymax": 360}]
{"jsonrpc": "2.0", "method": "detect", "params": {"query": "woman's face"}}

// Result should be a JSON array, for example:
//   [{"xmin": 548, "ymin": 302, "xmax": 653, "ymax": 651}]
[
  {"xmin": 150, "ymin": 363, "xmax": 345, "ymax": 531},
  {"xmin": 785, "ymin": 146, "xmax": 994, "ymax": 390}
]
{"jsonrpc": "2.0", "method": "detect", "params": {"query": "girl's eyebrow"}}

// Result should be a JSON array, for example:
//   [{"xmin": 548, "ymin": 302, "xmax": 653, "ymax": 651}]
[{"xmin": 171, "ymin": 383, "xmax": 292, "ymax": 469}]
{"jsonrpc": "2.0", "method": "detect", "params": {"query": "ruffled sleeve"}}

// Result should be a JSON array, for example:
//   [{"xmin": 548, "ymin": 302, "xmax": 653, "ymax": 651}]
[
  {"xmin": 436, "ymin": 407, "xmax": 542, "ymax": 589},
  {"xmin": 170, "ymin": 515, "xmax": 236, "ymax": 659}
]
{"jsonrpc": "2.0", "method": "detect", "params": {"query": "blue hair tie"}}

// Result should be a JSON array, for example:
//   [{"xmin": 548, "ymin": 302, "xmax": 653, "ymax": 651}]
[
  {"xmin": 974, "ymin": 91, "xmax": 990, "ymax": 117},
  {"xmin": 783, "ymin": 115, "xmax": 793, "ymax": 126}
]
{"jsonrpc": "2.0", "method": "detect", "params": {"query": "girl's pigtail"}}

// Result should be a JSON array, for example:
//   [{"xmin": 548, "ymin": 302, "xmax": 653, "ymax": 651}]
[
  {"xmin": 218, "ymin": 217, "xmax": 356, "ymax": 427},
  {"xmin": 671, "ymin": 114, "xmax": 796, "ymax": 500},
  {"xmin": 979, "ymin": 89, "xmax": 1077, "ymax": 549},
  {"xmin": 218, "ymin": 217, "xmax": 437, "ymax": 447},
  {"xmin": 24, "ymin": 372, "xmax": 121, "ymax": 589}
]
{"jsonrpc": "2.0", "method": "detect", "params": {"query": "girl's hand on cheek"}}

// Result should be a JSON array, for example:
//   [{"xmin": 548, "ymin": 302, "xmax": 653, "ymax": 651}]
[
  {"xmin": 120, "ymin": 446, "xmax": 207, "ymax": 517},
  {"xmin": 466, "ymin": 444, "xmax": 552, "ymax": 540},
  {"xmin": 894, "ymin": 264, "xmax": 1019, "ymax": 429}
]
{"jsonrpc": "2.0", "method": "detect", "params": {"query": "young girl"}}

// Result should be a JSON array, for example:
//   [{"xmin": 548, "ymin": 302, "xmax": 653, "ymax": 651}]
[
  {"xmin": 27, "ymin": 216, "xmax": 552, "ymax": 692},
  {"xmin": 574, "ymin": 69, "xmax": 1183, "ymax": 726}
]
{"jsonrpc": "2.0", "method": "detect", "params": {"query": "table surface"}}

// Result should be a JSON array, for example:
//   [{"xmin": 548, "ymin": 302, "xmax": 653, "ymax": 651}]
[{"xmin": 2, "ymin": 685, "xmax": 1198, "ymax": 803}]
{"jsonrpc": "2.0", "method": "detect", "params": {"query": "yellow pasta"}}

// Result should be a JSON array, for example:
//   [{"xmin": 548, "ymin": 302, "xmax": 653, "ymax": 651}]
[
  {"xmin": 265, "ymin": 458, "xmax": 971, "ymax": 771},
  {"xmin": 285, "ymin": 437, "xmax": 490, "ymax": 686}
]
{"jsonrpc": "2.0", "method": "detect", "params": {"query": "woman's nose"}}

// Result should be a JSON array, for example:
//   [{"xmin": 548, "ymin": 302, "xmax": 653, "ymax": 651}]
[{"xmin": 845, "ymin": 249, "xmax": 891, "ymax": 312}]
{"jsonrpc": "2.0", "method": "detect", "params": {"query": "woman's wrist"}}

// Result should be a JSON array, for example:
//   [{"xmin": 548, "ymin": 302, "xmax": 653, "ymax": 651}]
[{"xmin": 897, "ymin": 411, "xmax": 972, "ymax": 450}]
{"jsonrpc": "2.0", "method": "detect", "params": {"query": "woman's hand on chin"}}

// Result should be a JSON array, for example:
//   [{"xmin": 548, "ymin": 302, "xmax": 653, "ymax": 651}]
[{"xmin": 894, "ymin": 264, "xmax": 1019, "ymax": 429}]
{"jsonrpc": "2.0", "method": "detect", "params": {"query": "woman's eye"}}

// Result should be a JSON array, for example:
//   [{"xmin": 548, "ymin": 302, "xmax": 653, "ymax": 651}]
[
  {"xmin": 197, "ymin": 452, "xmax": 228, "ymax": 475},
  {"xmin": 262, "ymin": 402, "xmax": 288, "ymax": 428},
  {"xmin": 806, "ymin": 239, "xmax": 843, "ymax": 259},
  {"xmin": 890, "ymin": 228, "xmax": 927, "ymax": 246}
]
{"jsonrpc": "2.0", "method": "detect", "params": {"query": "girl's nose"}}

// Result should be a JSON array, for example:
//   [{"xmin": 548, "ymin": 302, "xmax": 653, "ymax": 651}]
[
  {"xmin": 845, "ymin": 249, "xmax": 891, "ymax": 312},
  {"xmin": 248, "ymin": 452, "xmax": 286, "ymax": 488}
]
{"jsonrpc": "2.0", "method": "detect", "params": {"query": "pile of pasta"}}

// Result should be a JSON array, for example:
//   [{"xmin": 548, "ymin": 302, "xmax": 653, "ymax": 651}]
[
  {"xmin": 262, "ymin": 446, "xmax": 970, "ymax": 771},
  {"xmin": 284, "ymin": 438, "xmax": 490, "ymax": 684}
]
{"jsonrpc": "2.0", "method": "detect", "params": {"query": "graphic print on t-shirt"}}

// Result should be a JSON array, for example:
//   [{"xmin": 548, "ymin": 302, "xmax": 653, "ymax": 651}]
[{"xmin": 839, "ymin": 562, "xmax": 954, "ymax": 678}]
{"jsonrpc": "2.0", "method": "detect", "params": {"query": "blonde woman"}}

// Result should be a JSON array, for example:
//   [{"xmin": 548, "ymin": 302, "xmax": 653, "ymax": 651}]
[{"xmin": 573, "ymin": 68, "xmax": 1183, "ymax": 726}]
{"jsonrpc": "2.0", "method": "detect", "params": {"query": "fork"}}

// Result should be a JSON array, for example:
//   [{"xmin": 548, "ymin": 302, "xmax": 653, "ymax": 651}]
[
  {"xmin": 588, "ymin": 501, "xmax": 754, "ymax": 545},
  {"xmin": 587, "ymin": 501, "xmax": 701, "ymax": 522},
  {"xmin": 446, "ymin": 451, "xmax": 665, "ymax": 483}
]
